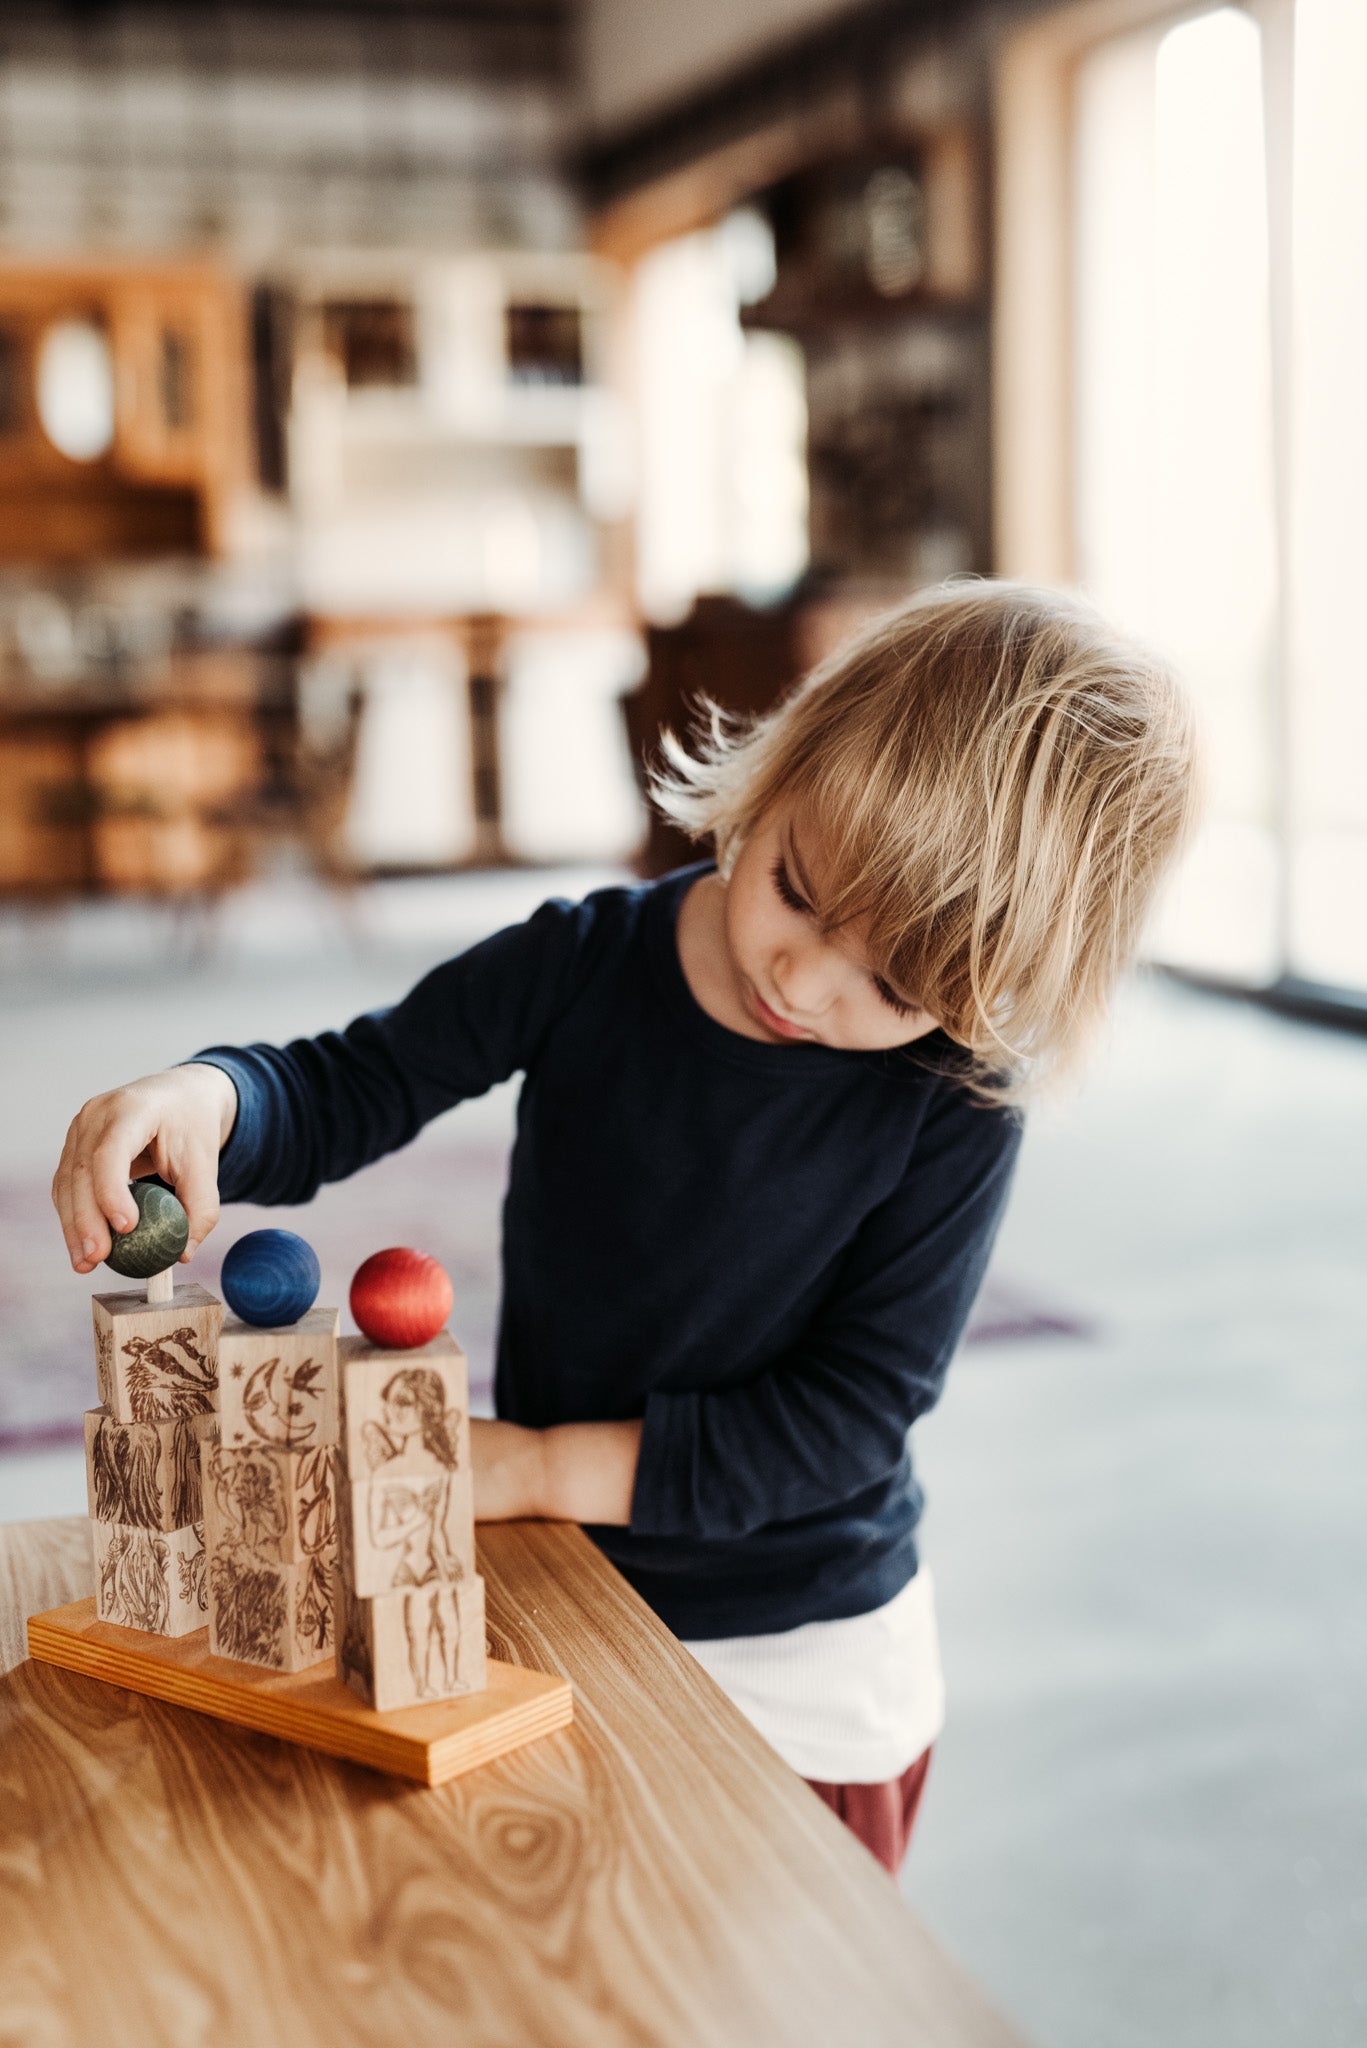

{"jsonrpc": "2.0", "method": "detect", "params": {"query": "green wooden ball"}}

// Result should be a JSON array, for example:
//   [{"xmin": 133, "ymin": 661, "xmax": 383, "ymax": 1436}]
[{"xmin": 104, "ymin": 1179, "xmax": 189, "ymax": 1280}]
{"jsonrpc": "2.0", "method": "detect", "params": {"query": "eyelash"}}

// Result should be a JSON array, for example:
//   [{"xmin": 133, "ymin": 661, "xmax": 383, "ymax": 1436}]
[
  {"xmin": 873, "ymin": 976, "xmax": 916, "ymax": 1018},
  {"xmin": 771, "ymin": 857, "xmax": 917, "ymax": 1019},
  {"xmin": 771, "ymin": 856, "xmax": 808, "ymax": 914}
]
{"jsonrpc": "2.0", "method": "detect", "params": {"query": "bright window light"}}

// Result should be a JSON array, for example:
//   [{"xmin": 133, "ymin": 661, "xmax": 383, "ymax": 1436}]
[
  {"xmin": 633, "ymin": 214, "xmax": 808, "ymax": 623},
  {"xmin": 1287, "ymin": 0, "xmax": 1367, "ymax": 987},
  {"xmin": 1074, "ymin": 7, "xmax": 1279, "ymax": 980}
]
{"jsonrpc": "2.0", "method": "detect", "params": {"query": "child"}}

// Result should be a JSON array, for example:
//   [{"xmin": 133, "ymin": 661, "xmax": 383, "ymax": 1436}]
[{"xmin": 52, "ymin": 580, "xmax": 1198, "ymax": 1875}]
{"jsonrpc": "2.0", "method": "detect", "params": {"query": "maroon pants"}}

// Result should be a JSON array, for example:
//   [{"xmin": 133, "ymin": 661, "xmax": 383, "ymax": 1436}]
[{"xmin": 805, "ymin": 1748, "xmax": 932, "ymax": 1876}]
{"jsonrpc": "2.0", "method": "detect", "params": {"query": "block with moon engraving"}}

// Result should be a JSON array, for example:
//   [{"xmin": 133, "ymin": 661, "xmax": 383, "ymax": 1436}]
[{"xmin": 217, "ymin": 1306, "xmax": 340, "ymax": 1452}]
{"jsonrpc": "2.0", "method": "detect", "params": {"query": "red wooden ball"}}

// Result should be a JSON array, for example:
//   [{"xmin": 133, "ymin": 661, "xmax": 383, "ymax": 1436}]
[{"xmin": 350, "ymin": 1247, "xmax": 453, "ymax": 1350}]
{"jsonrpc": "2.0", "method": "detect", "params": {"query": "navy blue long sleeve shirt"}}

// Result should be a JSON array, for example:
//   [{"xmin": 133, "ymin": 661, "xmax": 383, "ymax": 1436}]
[{"xmin": 195, "ymin": 865, "xmax": 1021, "ymax": 1639}]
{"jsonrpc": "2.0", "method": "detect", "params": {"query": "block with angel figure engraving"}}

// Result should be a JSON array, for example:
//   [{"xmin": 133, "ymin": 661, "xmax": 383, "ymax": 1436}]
[
  {"xmin": 342, "ymin": 1464, "xmax": 476, "ymax": 1600},
  {"xmin": 337, "ymin": 1332, "xmax": 474, "ymax": 1597},
  {"xmin": 92, "ymin": 1516, "xmax": 208, "ymax": 1636},
  {"xmin": 217, "ymin": 1307, "xmax": 340, "ymax": 1452},
  {"xmin": 335, "ymin": 1499, "xmax": 486, "ymax": 1712},
  {"xmin": 91, "ymin": 1284, "xmax": 222, "ymax": 1426},
  {"xmin": 338, "ymin": 1331, "xmax": 467, "ymax": 1478}
]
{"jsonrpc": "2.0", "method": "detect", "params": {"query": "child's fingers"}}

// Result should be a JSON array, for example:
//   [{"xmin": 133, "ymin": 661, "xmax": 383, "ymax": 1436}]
[
  {"xmin": 169, "ymin": 1147, "xmax": 220, "ymax": 1258},
  {"xmin": 56, "ymin": 1099, "xmax": 150, "ymax": 1271},
  {"xmin": 51, "ymin": 1127, "xmax": 94, "ymax": 1270},
  {"xmin": 62, "ymin": 1149, "xmax": 125, "ymax": 1271},
  {"xmin": 53, "ymin": 1115, "xmax": 126, "ymax": 1270},
  {"xmin": 88, "ymin": 1128, "xmax": 146, "ymax": 1246}
]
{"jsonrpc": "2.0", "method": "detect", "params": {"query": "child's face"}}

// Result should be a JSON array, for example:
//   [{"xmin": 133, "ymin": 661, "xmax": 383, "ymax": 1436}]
[{"xmin": 722, "ymin": 807, "xmax": 942, "ymax": 1052}]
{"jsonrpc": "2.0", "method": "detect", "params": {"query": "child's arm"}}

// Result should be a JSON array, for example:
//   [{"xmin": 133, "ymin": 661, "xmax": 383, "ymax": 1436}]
[
  {"xmin": 52, "ymin": 1062, "xmax": 238, "ymax": 1273},
  {"xmin": 626, "ymin": 1091, "xmax": 1021, "ymax": 1544},
  {"xmin": 471, "ymin": 1417, "xmax": 643, "ymax": 1526},
  {"xmin": 51, "ymin": 897, "xmax": 589, "ymax": 1267}
]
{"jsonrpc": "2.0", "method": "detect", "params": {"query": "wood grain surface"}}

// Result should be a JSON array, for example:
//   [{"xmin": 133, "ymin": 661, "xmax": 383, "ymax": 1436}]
[{"xmin": 0, "ymin": 1516, "xmax": 1028, "ymax": 2048}]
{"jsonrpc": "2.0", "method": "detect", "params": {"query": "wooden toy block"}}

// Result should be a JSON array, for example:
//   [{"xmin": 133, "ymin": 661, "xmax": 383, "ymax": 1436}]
[
  {"xmin": 92, "ymin": 1517, "xmax": 208, "ymax": 1637},
  {"xmin": 84, "ymin": 1405, "xmax": 217, "ymax": 1531},
  {"xmin": 207, "ymin": 1544, "xmax": 335, "ymax": 1673},
  {"xmin": 91, "ymin": 1283, "xmax": 222, "ymax": 1426},
  {"xmin": 338, "ymin": 1330, "xmax": 467, "ymax": 1482},
  {"xmin": 342, "ymin": 1465, "xmax": 476, "ymax": 1598},
  {"xmin": 202, "ymin": 1438, "xmax": 337, "ymax": 1672},
  {"xmin": 337, "ymin": 1559, "xmax": 487, "ymax": 1713},
  {"xmin": 201, "ymin": 1441, "xmax": 336, "ymax": 1569},
  {"xmin": 337, "ymin": 1333, "xmax": 474, "ymax": 1597},
  {"xmin": 217, "ymin": 1306, "xmax": 340, "ymax": 1452}
]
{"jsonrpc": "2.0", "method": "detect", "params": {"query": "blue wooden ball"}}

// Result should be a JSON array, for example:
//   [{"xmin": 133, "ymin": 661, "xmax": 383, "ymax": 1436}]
[{"xmin": 220, "ymin": 1228, "xmax": 321, "ymax": 1328}]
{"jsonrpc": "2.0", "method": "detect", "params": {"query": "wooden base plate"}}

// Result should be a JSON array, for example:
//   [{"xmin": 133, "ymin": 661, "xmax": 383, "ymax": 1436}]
[{"xmin": 27, "ymin": 1597, "xmax": 573, "ymax": 1786}]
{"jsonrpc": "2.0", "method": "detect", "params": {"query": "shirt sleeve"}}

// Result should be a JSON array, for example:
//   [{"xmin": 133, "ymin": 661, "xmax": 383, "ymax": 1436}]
[
  {"xmin": 192, "ymin": 895, "xmax": 591, "ymax": 1208},
  {"xmin": 628, "ymin": 1083, "xmax": 1023, "ymax": 1542}
]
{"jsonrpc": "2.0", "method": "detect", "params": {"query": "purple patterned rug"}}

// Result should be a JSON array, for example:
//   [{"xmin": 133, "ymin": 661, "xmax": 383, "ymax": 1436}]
[{"xmin": 0, "ymin": 1140, "xmax": 1092, "ymax": 1453}]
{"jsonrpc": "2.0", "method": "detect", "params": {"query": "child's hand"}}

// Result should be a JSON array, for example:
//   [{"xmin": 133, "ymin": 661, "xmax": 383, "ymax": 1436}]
[{"xmin": 52, "ymin": 1064, "xmax": 238, "ymax": 1275}]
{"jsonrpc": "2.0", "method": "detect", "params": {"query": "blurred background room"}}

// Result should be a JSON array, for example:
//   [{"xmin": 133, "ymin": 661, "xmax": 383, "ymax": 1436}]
[{"xmin": 0, "ymin": 2, "xmax": 1363, "ymax": 2043}]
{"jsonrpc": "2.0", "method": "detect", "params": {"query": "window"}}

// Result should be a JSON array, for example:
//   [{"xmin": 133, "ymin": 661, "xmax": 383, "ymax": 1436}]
[
  {"xmin": 632, "ymin": 210, "xmax": 808, "ymax": 622},
  {"xmin": 1074, "ymin": 7, "xmax": 1278, "ymax": 980},
  {"xmin": 1067, "ymin": 0, "xmax": 1367, "ymax": 995},
  {"xmin": 320, "ymin": 299, "xmax": 418, "ymax": 390},
  {"xmin": 505, "ymin": 302, "xmax": 583, "ymax": 387},
  {"xmin": 35, "ymin": 318, "xmax": 116, "ymax": 462}
]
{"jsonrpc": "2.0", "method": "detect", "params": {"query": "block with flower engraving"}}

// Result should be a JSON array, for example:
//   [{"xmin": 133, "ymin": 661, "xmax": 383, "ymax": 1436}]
[{"xmin": 92, "ymin": 1517, "xmax": 208, "ymax": 1637}]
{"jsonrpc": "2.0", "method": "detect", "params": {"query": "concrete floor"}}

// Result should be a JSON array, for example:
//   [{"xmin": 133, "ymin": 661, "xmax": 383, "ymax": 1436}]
[{"xmin": 2, "ymin": 873, "xmax": 1364, "ymax": 2048}]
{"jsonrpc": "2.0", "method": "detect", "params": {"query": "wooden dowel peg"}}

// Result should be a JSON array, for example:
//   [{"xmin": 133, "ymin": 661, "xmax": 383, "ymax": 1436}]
[{"xmin": 146, "ymin": 1268, "xmax": 175, "ymax": 1304}]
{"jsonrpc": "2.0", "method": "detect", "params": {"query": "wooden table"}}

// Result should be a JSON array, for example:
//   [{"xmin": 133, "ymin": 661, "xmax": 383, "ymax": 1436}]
[{"xmin": 0, "ymin": 1516, "xmax": 1026, "ymax": 2048}]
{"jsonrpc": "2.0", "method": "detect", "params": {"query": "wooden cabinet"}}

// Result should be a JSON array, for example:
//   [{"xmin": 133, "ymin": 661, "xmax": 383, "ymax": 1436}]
[{"xmin": 0, "ymin": 262, "xmax": 249, "ymax": 561}]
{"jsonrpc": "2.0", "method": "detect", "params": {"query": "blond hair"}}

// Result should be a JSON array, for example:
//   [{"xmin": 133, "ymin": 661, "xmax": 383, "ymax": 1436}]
[{"xmin": 652, "ymin": 580, "xmax": 1201, "ymax": 1101}]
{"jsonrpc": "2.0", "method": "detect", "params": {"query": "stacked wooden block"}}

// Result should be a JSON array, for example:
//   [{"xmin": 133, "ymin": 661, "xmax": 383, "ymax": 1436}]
[
  {"xmin": 203, "ymin": 1306, "xmax": 341, "ymax": 1672},
  {"xmin": 87, "ymin": 1282, "xmax": 223, "ymax": 1636},
  {"xmin": 334, "ymin": 1332, "xmax": 486, "ymax": 1711}
]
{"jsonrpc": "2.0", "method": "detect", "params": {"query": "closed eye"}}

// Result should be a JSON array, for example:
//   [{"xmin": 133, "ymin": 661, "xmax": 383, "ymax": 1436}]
[
  {"xmin": 873, "ymin": 974, "xmax": 917, "ymax": 1019},
  {"xmin": 771, "ymin": 855, "xmax": 810, "ymax": 915}
]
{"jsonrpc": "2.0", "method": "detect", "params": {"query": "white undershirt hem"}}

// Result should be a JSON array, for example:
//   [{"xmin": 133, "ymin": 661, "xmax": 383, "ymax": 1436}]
[{"xmin": 681, "ymin": 1565, "xmax": 945, "ymax": 1785}]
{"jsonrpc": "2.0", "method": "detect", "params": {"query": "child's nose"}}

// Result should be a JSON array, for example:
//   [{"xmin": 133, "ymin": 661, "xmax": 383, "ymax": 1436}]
[{"xmin": 773, "ymin": 942, "xmax": 838, "ymax": 1016}]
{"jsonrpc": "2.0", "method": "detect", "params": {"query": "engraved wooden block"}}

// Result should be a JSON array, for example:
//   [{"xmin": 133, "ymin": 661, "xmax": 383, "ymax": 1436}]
[
  {"xmin": 91, "ymin": 1284, "xmax": 222, "ymax": 1426},
  {"xmin": 84, "ymin": 1405, "xmax": 217, "ymax": 1531},
  {"xmin": 337, "ymin": 1563, "xmax": 487, "ymax": 1712},
  {"xmin": 92, "ymin": 1517, "xmax": 208, "ymax": 1637},
  {"xmin": 201, "ymin": 1437, "xmax": 337, "ymax": 1673},
  {"xmin": 217, "ymin": 1307, "xmax": 340, "ymax": 1452},
  {"xmin": 336, "ymin": 1332, "xmax": 474, "ymax": 1597},
  {"xmin": 201, "ymin": 1441, "xmax": 337, "ymax": 1569},
  {"xmin": 207, "ymin": 1546, "xmax": 335, "ymax": 1673},
  {"xmin": 338, "ymin": 1330, "xmax": 466, "ymax": 1480},
  {"xmin": 343, "ymin": 1468, "xmax": 476, "ymax": 1598}
]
